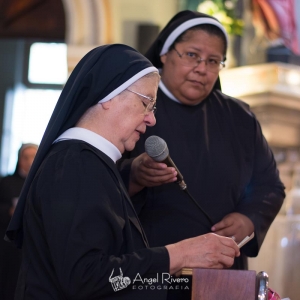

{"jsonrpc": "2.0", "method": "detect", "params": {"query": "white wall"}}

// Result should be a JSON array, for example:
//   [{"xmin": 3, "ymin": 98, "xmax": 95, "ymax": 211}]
[
  {"xmin": 109, "ymin": 0, "xmax": 177, "ymax": 47},
  {"xmin": 63, "ymin": 0, "xmax": 178, "ymax": 72}
]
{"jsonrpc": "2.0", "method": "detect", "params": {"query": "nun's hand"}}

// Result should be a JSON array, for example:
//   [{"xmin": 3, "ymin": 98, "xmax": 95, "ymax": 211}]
[
  {"xmin": 128, "ymin": 152, "xmax": 177, "ymax": 196},
  {"xmin": 166, "ymin": 233, "xmax": 240, "ymax": 275},
  {"xmin": 211, "ymin": 212, "xmax": 254, "ymax": 244}
]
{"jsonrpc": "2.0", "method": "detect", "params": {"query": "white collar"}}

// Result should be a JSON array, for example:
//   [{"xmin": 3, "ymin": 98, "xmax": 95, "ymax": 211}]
[
  {"xmin": 53, "ymin": 127, "xmax": 122, "ymax": 163},
  {"xmin": 159, "ymin": 79, "xmax": 205, "ymax": 106},
  {"xmin": 159, "ymin": 80, "xmax": 181, "ymax": 104}
]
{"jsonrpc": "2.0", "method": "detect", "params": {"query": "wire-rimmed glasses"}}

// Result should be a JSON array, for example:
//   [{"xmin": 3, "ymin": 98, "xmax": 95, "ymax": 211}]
[
  {"xmin": 173, "ymin": 47, "xmax": 225, "ymax": 72},
  {"xmin": 126, "ymin": 89, "xmax": 157, "ymax": 115}
]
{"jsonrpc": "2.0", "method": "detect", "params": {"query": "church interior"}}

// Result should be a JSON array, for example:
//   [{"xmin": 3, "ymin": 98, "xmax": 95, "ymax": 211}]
[{"xmin": 1, "ymin": 0, "xmax": 300, "ymax": 299}]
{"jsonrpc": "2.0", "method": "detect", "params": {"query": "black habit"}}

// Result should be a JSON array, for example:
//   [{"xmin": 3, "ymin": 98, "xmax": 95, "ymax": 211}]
[
  {"xmin": 118, "ymin": 10, "xmax": 285, "ymax": 299},
  {"xmin": 15, "ymin": 140, "xmax": 168, "ymax": 299},
  {"xmin": 118, "ymin": 10, "xmax": 284, "ymax": 272},
  {"xmin": 119, "ymin": 87, "xmax": 285, "ymax": 268},
  {"xmin": 5, "ymin": 44, "xmax": 171, "ymax": 300}
]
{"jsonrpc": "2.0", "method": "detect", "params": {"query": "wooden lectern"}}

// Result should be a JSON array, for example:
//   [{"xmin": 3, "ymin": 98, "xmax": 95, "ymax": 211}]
[{"xmin": 181, "ymin": 268, "xmax": 257, "ymax": 300}]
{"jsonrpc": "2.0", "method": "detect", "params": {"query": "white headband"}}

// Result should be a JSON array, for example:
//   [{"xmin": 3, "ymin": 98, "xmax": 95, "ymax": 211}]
[
  {"xmin": 98, "ymin": 66, "xmax": 158, "ymax": 103},
  {"xmin": 160, "ymin": 17, "xmax": 229, "ymax": 56}
]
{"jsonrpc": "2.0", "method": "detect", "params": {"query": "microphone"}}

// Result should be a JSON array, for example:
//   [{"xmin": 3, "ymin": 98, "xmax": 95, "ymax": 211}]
[
  {"xmin": 144, "ymin": 135, "xmax": 214, "ymax": 226},
  {"xmin": 144, "ymin": 135, "xmax": 187, "ymax": 190}
]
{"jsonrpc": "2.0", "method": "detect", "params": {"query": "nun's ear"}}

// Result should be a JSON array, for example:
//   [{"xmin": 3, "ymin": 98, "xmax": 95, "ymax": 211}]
[
  {"xmin": 100, "ymin": 100, "xmax": 112, "ymax": 110},
  {"xmin": 160, "ymin": 54, "xmax": 167, "ymax": 65}
]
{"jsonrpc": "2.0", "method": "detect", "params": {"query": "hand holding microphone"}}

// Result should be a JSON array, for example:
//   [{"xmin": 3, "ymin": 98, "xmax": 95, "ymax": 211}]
[
  {"xmin": 128, "ymin": 146, "xmax": 178, "ymax": 195},
  {"xmin": 144, "ymin": 136, "xmax": 187, "ymax": 190},
  {"xmin": 130, "ymin": 135, "xmax": 213, "ymax": 225}
]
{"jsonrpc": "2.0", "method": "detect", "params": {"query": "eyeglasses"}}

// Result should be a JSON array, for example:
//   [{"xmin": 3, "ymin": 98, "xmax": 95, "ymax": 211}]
[
  {"xmin": 126, "ymin": 89, "xmax": 157, "ymax": 115},
  {"xmin": 173, "ymin": 47, "xmax": 225, "ymax": 72}
]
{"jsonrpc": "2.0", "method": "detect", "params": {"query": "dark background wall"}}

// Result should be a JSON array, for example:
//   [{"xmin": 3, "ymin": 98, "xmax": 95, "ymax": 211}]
[{"xmin": 0, "ymin": 0, "xmax": 65, "ymax": 39}]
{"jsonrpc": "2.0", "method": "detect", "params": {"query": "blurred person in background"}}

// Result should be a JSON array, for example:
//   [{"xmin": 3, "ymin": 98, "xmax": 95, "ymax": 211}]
[{"xmin": 0, "ymin": 143, "xmax": 38, "ymax": 300}]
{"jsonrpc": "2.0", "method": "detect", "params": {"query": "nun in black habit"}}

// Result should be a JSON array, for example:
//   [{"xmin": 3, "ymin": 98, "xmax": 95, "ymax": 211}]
[
  {"xmin": 5, "ymin": 43, "xmax": 240, "ymax": 300},
  {"xmin": 4, "ymin": 44, "xmax": 170, "ymax": 300},
  {"xmin": 118, "ymin": 9, "xmax": 285, "ymax": 285}
]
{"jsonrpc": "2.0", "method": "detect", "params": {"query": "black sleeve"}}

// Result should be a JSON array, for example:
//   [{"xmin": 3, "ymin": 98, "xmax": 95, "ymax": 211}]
[{"xmin": 236, "ymin": 118, "xmax": 285, "ymax": 256}]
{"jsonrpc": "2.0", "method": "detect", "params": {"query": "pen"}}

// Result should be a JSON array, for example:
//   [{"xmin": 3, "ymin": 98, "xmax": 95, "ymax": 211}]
[{"xmin": 237, "ymin": 232, "xmax": 255, "ymax": 248}]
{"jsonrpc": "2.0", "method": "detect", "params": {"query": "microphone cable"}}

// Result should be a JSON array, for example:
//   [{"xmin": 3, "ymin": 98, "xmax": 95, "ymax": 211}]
[{"xmin": 183, "ymin": 188, "xmax": 214, "ymax": 227}]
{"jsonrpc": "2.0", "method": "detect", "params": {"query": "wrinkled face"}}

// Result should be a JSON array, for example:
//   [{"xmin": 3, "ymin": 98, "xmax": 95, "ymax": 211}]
[
  {"xmin": 18, "ymin": 147, "xmax": 37, "ymax": 176},
  {"xmin": 160, "ymin": 29, "xmax": 225, "ymax": 105},
  {"xmin": 110, "ymin": 75, "xmax": 159, "ymax": 153}
]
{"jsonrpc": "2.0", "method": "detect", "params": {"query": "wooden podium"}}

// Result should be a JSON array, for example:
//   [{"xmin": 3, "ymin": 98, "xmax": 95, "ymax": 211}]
[{"xmin": 181, "ymin": 268, "xmax": 257, "ymax": 300}]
